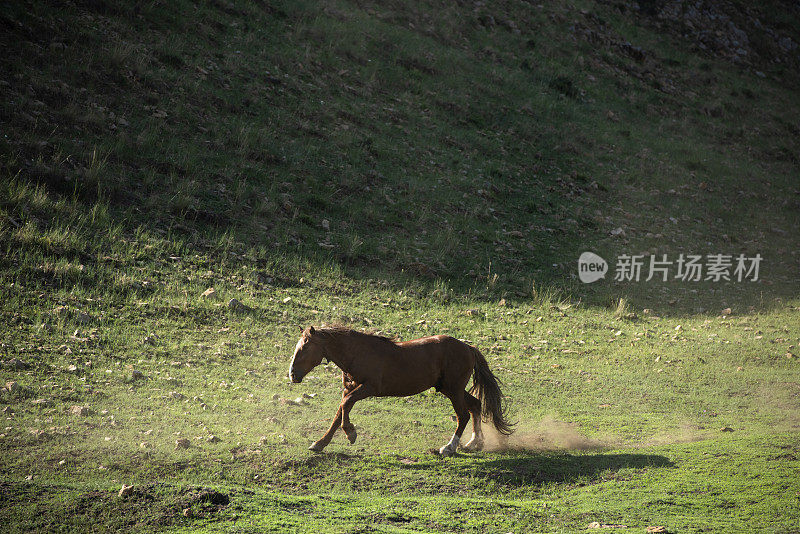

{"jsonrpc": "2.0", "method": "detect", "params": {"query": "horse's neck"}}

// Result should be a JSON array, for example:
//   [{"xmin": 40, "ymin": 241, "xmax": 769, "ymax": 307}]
[
  {"xmin": 323, "ymin": 335, "xmax": 373, "ymax": 372},
  {"xmin": 322, "ymin": 337, "xmax": 353, "ymax": 372}
]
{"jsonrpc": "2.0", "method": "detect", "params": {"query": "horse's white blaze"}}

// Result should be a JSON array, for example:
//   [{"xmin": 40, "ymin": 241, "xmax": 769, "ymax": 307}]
[{"xmin": 290, "ymin": 338, "xmax": 303, "ymax": 375}]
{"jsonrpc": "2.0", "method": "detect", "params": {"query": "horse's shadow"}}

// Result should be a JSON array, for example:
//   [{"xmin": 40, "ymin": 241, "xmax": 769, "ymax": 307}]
[{"xmin": 404, "ymin": 450, "xmax": 674, "ymax": 487}]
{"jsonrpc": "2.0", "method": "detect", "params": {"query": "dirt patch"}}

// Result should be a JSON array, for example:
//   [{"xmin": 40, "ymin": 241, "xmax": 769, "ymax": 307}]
[
  {"xmin": 179, "ymin": 487, "xmax": 230, "ymax": 507},
  {"xmin": 71, "ymin": 483, "xmax": 231, "ymax": 528}
]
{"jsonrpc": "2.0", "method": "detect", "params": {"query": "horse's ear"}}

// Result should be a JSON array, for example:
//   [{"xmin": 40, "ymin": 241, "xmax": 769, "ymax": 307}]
[{"xmin": 309, "ymin": 326, "xmax": 316, "ymax": 335}]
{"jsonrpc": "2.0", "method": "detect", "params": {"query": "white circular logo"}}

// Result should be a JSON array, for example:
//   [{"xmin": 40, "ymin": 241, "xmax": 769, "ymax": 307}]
[{"xmin": 578, "ymin": 252, "xmax": 608, "ymax": 283}]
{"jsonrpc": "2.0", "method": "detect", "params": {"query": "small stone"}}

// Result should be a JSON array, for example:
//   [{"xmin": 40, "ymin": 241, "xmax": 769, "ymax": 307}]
[
  {"xmin": 139, "ymin": 442, "xmax": 151, "ymax": 449},
  {"xmin": 228, "ymin": 298, "xmax": 252, "ymax": 312},
  {"xmin": 118, "ymin": 484, "xmax": 134, "ymax": 497},
  {"xmin": 175, "ymin": 438, "xmax": 191, "ymax": 449},
  {"xmin": 169, "ymin": 391, "xmax": 185, "ymax": 400},
  {"xmin": 201, "ymin": 287, "xmax": 218, "ymax": 299},
  {"xmin": 206, "ymin": 435, "xmax": 221, "ymax": 443},
  {"xmin": 70, "ymin": 405, "xmax": 92, "ymax": 416},
  {"xmin": 720, "ymin": 426, "xmax": 734, "ymax": 433},
  {"xmin": 721, "ymin": 307, "xmax": 732, "ymax": 315},
  {"xmin": 183, "ymin": 508, "xmax": 192, "ymax": 517},
  {"xmin": 321, "ymin": 219, "xmax": 330, "ymax": 231}
]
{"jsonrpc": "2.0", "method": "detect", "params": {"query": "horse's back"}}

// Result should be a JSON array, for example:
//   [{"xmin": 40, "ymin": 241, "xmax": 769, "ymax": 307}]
[
  {"xmin": 374, "ymin": 335, "xmax": 473, "ymax": 396},
  {"xmin": 397, "ymin": 334, "xmax": 456, "ymax": 348},
  {"xmin": 397, "ymin": 334, "xmax": 472, "ymax": 360}
]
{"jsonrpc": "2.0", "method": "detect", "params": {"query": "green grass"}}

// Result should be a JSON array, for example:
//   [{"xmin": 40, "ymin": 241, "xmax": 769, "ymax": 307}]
[{"xmin": 1, "ymin": 0, "xmax": 799, "ymax": 532}]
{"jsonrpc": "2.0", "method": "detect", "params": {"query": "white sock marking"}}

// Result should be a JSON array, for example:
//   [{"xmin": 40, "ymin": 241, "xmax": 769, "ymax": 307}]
[{"xmin": 439, "ymin": 433, "xmax": 460, "ymax": 455}]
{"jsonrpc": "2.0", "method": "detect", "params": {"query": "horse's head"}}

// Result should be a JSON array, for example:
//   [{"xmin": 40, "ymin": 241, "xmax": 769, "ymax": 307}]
[{"xmin": 289, "ymin": 326, "xmax": 324, "ymax": 383}]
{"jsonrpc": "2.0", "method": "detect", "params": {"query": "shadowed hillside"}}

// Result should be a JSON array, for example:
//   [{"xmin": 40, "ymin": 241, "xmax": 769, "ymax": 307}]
[{"xmin": 2, "ymin": 0, "xmax": 798, "ymax": 314}]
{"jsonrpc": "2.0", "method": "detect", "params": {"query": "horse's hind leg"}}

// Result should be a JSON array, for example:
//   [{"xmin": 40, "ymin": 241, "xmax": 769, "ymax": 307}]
[
  {"xmin": 462, "ymin": 391, "xmax": 484, "ymax": 452},
  {"xmin": 439, "ymin": 389, "xmax": 470, "ymax": 456}
]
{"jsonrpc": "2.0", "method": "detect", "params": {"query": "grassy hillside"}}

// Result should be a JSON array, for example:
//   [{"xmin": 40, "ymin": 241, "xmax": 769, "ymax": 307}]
[{"xmin": 1, "ymin": 0, "xmax": 799, "ymax": 532}]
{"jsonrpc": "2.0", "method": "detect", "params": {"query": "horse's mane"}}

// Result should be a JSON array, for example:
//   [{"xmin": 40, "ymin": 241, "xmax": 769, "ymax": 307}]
[{"xmin": 310, "ymin": 324, "xmax": 397, "ymax": 345}]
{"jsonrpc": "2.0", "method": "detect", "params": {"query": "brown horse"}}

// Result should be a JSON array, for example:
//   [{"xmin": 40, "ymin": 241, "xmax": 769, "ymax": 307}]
[{"xmin": 289, "ymin": 325, "xmax": 513, "ymax": 456}]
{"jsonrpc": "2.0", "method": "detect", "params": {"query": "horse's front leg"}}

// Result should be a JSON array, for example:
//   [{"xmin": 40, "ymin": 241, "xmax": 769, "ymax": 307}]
[
  {"xmin": 308, "ymin": 374, "xmax": 358, "ymax": 452},
  {"xmin": 340, "ymin": 383, "xmax": 374, "ymax": 445},
  {"xmin": 309, "ymin": 404, "xmax": 343, "ymax": 451}
]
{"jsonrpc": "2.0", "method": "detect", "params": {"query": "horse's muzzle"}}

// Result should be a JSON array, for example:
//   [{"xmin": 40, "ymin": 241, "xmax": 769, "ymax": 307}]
[{"xmin": 289, "ymin": 371, "xmax": 302, "ymax": 383}]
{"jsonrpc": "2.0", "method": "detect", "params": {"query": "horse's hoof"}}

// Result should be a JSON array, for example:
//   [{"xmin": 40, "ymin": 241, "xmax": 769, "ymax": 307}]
[
  {"xmin": 462, "ymin": 440, "xmax": 484, "ymax": 452},
  {"xmin": 438, "ymin": 445, "xmax": 456, "ymax": 457},
  {"xmin": 309, "ymin": 441, "xmax": 325, "ymax": 452},
  {"xmin": 344, "ymin": 427, "xmax": 357, "ymax": 444}
]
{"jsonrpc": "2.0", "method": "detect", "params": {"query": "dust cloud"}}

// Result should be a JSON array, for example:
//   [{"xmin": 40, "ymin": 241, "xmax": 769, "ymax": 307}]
[{"xmin": 483, "ymin": 415, "xmax": 609, "ymax": 452}]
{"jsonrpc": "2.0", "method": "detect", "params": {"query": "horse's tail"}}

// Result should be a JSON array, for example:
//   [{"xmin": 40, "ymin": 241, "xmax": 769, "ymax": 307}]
[{"xmin": 469, "ymin": 346, "xmax": 514, "ymax": 435}]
